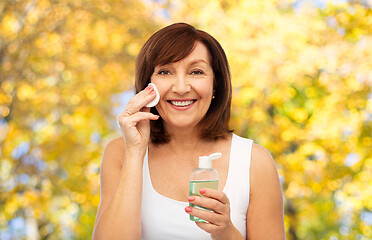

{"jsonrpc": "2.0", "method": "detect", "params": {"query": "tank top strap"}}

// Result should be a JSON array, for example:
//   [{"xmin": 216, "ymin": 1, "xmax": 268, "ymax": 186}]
[
  {"xmin": 142, "ymin": 148, "xmax": 150, "ymax": 190},
  {"xmin": 142, "ymin": 148, "xmax": 159, "ymax": 199},
  {"xmin": 223, "ymin": 134, "xmax": 253, "ymax": 238},
  {"xmin": 225, "ymin": 134, "xmax": 253, "ymax": 197}
]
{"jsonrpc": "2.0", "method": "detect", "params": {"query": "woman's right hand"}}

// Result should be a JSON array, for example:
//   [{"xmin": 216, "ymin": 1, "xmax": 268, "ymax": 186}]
[{"xmin": 116, "ymin": 84, "xmax": 159, "ymax": 153}]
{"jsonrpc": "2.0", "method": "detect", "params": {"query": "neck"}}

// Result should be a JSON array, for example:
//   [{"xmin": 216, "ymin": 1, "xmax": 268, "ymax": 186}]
[{"xmin": 164, "ymin": 125, "xmax": 213, "ymax": 155}]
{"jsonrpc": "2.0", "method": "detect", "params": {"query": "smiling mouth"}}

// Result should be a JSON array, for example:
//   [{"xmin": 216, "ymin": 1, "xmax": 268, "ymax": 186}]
[{"xmin": 169, "ymin": 100, "xmax": 196, "ymax": 107}]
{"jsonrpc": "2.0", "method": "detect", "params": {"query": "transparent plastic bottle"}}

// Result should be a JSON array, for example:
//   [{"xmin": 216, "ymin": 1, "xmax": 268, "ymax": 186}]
[{"xmin": 189, "ymin": 153, "xmax": 222, "ymax": 222}]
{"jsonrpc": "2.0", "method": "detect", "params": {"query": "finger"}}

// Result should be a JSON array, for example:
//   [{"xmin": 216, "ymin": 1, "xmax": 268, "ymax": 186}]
[
  {"xmin": 127, "ymin": 112, "xmax": 159, "ymax": 122},
  {"xmin": 141, "ymin": 106, "xmax": 151, "ymax": 113},
  {"xmin": 185, "ymin": 205, "xmax": 223, "ymax": 225},
  {"xmin": 195, "ymin": 221, "xmax": 217, "ymax": 234},
  {"xmin": 121, "ymin": 86, "xmax": 156, "ymax": 116},
  {"xmin": 199, "ymin": 188, "xmax": 229, "ymax": 205},
  {"xmin": 117, "ymin": 112, "xmax": 159, "ymax": 127},
  {"xmin": 188, "ymin": 196, "xmax": 226, "ymax": 214}
]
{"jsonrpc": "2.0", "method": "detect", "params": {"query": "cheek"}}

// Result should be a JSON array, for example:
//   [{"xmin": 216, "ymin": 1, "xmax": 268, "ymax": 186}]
[
  {"xmin": 151, "ymin": 78, "xmax": 167, "ymax": 96},
  {"xmin": 196, "ymin": 82, "xmax": 213, "ymax": 98},
  {"xmin": 151, "ymin": 81, "xmax": 168, "ymax": 113}
]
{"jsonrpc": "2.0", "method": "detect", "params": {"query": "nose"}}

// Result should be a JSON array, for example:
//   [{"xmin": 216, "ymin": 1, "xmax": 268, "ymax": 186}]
[{"xmin": 171, "ymin": 74, "xmax": 191, "ymax": 95}]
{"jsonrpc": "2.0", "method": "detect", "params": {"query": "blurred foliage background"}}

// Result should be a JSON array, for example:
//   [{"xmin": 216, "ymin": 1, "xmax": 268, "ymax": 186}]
[{"xmin": 0, "ymin": 0, "xmax": 371, "ymax": 239}]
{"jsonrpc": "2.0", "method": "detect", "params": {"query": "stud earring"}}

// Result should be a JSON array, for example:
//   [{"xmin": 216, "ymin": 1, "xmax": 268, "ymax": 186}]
[{"xmin": 212, "ymin": 95, "xmax": 215, "ymax": 99}]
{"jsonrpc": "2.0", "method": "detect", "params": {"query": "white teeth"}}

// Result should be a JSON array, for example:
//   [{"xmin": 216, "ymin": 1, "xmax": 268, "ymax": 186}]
[{"xmin": 171, "ymin": 100, "xmax": 194, "ymax": 106}]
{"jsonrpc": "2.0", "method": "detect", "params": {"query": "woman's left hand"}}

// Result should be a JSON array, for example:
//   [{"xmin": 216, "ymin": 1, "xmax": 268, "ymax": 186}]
[{"xmin": 185, "ymin": 188, "xmax": 244, "ymax": 240}]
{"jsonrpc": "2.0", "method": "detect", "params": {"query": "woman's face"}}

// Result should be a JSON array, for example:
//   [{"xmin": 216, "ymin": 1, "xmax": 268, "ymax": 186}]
[{"xmin": 151, "ymin": 41, "xmax": 214, "ymax": 131}]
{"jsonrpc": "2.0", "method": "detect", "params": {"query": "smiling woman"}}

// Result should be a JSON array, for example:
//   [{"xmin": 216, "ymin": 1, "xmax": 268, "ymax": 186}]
[{"xmin": 92, "ymin": 23, "xmax": 286, "ymax": 240}]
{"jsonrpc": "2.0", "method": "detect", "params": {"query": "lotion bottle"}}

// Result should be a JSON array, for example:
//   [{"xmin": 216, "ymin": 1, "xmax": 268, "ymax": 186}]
[{"xmin": 189, "ymin": 152, "xmax": 222, "ymax": 222}]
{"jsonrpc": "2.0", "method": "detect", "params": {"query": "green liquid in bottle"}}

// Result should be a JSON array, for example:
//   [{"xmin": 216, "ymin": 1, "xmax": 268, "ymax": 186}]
[{"xmin": 189, "ymin": 180, "xmax": 218, "ymax": 222}]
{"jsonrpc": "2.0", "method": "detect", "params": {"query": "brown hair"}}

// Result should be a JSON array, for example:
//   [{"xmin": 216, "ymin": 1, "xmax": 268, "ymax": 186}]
[{"xmin": 135, "ymin": 23, "xmax": 232, "ymax": 144}]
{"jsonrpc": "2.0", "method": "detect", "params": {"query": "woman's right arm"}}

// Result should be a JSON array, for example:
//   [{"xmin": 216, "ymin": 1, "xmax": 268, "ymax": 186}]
[
  {"xmin": 92, "ymin": 138, "xmax": 145, "ymax": 239},
  {"xmin": 92, "ymin": 85, "xmax": 158, "ymax": 239}
]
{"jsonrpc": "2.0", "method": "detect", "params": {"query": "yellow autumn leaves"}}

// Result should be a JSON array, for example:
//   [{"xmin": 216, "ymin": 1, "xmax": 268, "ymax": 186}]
[{"xmin": 0, "ymin": 0, "xmax": 371, "ymax": 239}]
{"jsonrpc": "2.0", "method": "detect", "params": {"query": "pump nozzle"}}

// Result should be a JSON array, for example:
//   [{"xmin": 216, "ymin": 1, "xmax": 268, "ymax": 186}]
[{"xmin": 198, "ymin": 152, "xmax": 222, "ymax": 169}]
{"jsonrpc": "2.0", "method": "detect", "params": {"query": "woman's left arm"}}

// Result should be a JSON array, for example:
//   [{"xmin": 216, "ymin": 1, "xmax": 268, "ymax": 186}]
[{"xmin": 246, "ymin": 143, "xmax": 286, "ymax": 240}]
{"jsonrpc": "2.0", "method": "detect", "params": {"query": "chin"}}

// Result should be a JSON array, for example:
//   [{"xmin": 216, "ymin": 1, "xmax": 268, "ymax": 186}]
[
  {"xmin": 170, "ymin": 122, "xmax": 197, "ymax": 129},
  {"xmin": 166, "ymin": 118, "xmax": 200, "ymax": 130}
]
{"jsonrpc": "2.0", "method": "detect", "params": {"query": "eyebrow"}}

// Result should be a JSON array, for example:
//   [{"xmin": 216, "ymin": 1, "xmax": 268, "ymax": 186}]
[
  {"xmin": 157, "ymin": 59, "xmax": 208, "ymax": 68},
  {"xmin": 189, "ymin": 59, "xmax": 208, "ymax": 66}
]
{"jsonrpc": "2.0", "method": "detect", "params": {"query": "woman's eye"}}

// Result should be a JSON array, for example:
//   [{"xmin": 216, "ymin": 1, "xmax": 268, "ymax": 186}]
[
  {"xmin": 191, "ymin": 70, "xmax": 204, "ymax": 75},
  {"xmin": 158, "ymin": 70, "xmax": 170, "ymax": 75}
]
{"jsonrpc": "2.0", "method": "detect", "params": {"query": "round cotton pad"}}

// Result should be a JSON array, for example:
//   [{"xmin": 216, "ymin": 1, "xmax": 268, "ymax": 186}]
[{"xmin": 146, "ymin": 83, "xmax": 160, "ymax": 107}]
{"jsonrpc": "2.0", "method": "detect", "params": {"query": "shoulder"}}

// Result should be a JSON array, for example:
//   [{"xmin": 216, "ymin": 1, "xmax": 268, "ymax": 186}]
[
  {"xmin": 95, "ymin": 137, "xmax": 127, "ymax": 226},
  {"xmin": 250, "ymin": 143, "xmax": 281, "ymax": 196},
  {"xmin": 98, "ymin": 137, "xmax": 126, "ymax": 195},
  {"xmin": 104, "ymin": 136, "xmax": 125, "ymax": 153},
  {"xmin": 232, "ymin": 134, "xmax": 273, "ymax": 162},
  {"xmin": 101, "ymin": 136, "xmax": 126, "ymax": 169},
  {"xmin": 231, "ymin": 134, "xmax": 276, "ymax": 174},
  {"xmin": 251, "ymin": 143, "xmax": 277, "ymax": 174},
  {"xmin": 247, "ymin": 143, "xmax": 286, "ymax": 238}
]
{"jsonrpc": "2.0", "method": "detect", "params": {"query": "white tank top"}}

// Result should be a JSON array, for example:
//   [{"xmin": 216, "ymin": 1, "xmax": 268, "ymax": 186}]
[{"xmin": 141, "ymin": 134, "xmax": 253, "ymax": 240}]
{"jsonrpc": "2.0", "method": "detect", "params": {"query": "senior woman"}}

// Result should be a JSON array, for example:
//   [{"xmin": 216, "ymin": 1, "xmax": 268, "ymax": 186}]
[{"xmin": 93, "ymin": 23, "xmax": 285, "ymax": 240}]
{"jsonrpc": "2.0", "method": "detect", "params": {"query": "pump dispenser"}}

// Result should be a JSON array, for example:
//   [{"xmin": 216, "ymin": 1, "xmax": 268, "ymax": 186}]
[{"xmin": 189, "ymin": 153, "xmax": 222, "ymax": 222}]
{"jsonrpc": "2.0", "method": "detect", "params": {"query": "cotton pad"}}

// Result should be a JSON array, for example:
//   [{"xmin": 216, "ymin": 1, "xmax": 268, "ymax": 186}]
[{"xmin": 146, "ymin": 83, "xmax": 160, "ymax": 107}]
